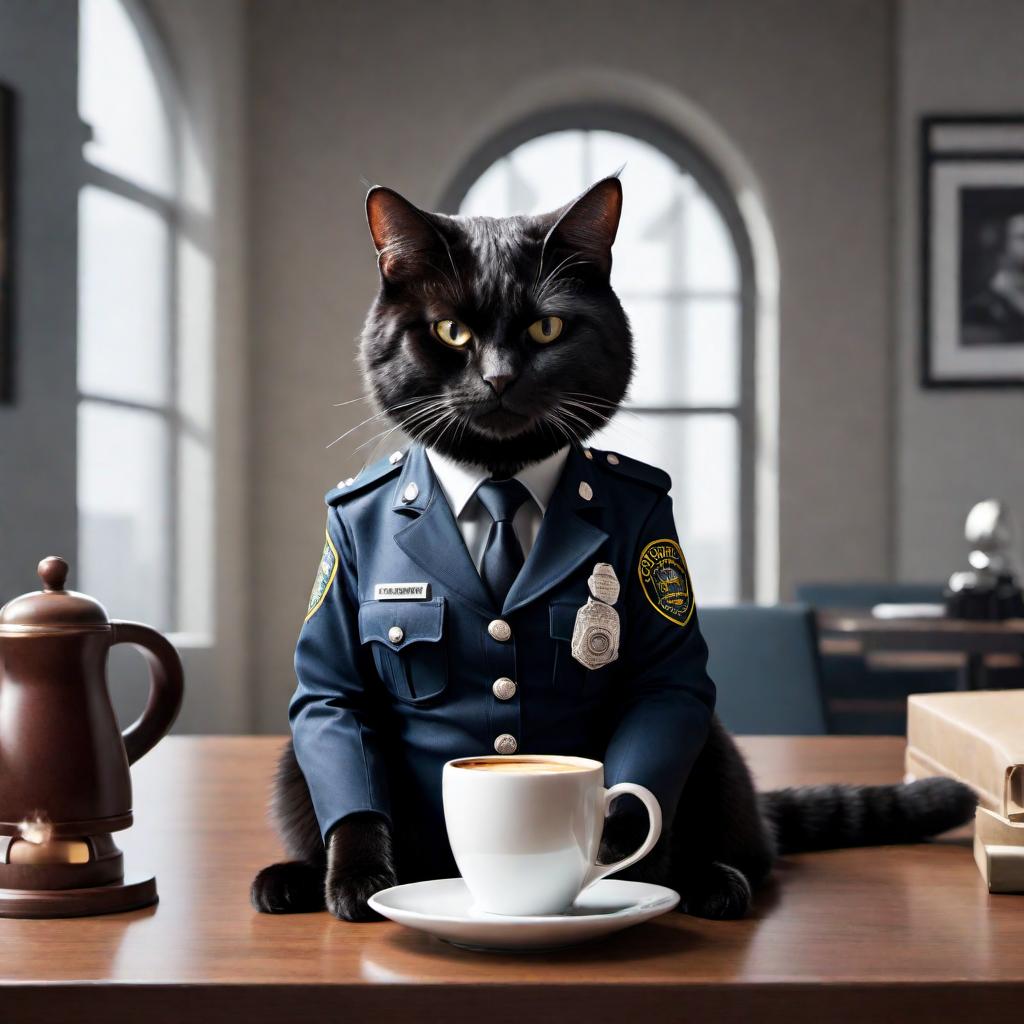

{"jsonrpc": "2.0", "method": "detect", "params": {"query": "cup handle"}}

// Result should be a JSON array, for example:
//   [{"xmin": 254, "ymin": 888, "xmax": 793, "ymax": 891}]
[
  {"xmin": 582, "ymin": 782, "xmax": 663, "ymax": 890},
  {"xmin": 110, "ymin": 621, "xmax": 185, "ymax": 765}
]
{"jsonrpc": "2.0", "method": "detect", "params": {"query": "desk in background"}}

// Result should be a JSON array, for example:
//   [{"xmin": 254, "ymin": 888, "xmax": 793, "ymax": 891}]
[
  {"xmin": 818, "ymin": 610, "xmax": 1024, "ymax": 690},
  {"xmin": 3, "ymin": 736, "xmax": 1022, "ymax": 1024}
]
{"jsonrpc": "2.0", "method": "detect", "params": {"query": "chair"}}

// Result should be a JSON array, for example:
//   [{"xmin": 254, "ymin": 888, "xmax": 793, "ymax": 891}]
[
  {"xmin": 795, "ymin": 581, "xmax": 958, "ymax": 735},
  {"xmin": 699, "ymin": 604, "xmax": 827, "ymax": 735}
]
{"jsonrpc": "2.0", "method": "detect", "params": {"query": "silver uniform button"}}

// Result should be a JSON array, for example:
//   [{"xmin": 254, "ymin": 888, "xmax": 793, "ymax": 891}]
[
  {"xmin": 492, "ymin": 677, "xmax": 517, "ymax": 700},
  {"xmin": 578, "ymin": 481, "xmax": 593, "ymax": 501},
  {"xmin": 389, "ymin": 450, "xmax": 404, "ymax": 464},
  {"xmin": 583, "ymin": 448, "xmax": 593, "ymax": 460},
  {"xmin": 494, "ymin": 733, "xmax": 518, "ymax": 755},
  {"xmin": 606, "ymin": 453, "xmax": 620, "ymax": 465},
  {"xmin": 487, "ymin": 618, "xmax": 512, "ymax": 642},
  {"xmin": 402, "ymin": 482, "xmax": 419, "ymax": 503},
  {"xmin": 388, "ymin": 626, "xmax": 404, "ymax": 644}
]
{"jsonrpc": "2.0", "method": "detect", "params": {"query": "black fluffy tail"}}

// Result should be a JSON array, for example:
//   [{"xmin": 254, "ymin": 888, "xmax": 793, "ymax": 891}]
[{"xmin": 760, "ymin": 777, "xmax": 977, "ymax": 854}]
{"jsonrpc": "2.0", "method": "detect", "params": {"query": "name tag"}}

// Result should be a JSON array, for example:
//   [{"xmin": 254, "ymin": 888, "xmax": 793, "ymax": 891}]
[{"xmin": 374, "ymin": 582, "xmax": 431, "ymax": 601}]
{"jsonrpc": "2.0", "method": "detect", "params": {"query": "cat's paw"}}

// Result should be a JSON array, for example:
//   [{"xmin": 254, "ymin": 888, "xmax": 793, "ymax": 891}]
[
  {"xmin": 324, "ymin": 866, "xmax": 397, "ymax": 922},
  {"xmin": 677, "ymin": 861, "xmax": 752, "ymax": 920},
  {"xmin": 250, "ymin": 861, "xmax": 325, "ymax": 914}
]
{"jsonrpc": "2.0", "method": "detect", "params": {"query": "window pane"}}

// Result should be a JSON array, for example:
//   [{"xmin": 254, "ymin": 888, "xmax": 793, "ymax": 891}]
[
  {"xmin": 461, "ymin": 131, "xmax": 587, "ymax": 217},
  {"xmin": 625, "ymin": 297, "xmax": 739, "ymax": 407},
  {"xmin": 683, "ymin": 188, "xmax": 739, "ymax": 291},
  {"xmin": 78, "ymin": 185, "xmax": 170, "ymax": 404},
  {"xmin": 592, "ymin": 131, "xmax": 681, "ymax": 294},
  {"xmin": 177, "ymin": 430, "xmax": 213, "ymax": 634},
  {"xmin": 78, "ymin": 401, "xmax": 171, "ymax": 630},
  {"xmin": 460, "ymin": 156, "xmax": 511, "ymax": 218},
  {"xmin": 592, "ymin": 413, "xmax": 739, "ymax": 603},
  {"xmin": 79, "ymin": 0, "xmax": 174, "ymax": 196}
]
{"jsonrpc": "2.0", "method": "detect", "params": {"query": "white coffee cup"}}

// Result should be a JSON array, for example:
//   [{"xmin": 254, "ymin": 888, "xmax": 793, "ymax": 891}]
[{"xmin": 442, "ymin": 753, "xmax": 662, "ymax": 916}]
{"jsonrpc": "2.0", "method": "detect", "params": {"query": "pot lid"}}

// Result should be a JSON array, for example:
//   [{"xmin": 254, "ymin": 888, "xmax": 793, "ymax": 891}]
[{"xmin": 0, "ymin": 557, "xmax": 110, "ymax": 633}]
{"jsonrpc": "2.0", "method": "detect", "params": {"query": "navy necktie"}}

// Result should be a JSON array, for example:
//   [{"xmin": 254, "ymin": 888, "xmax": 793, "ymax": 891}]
[{"xmin": 475, "ymin": 478, "xmax": 531, "ymax": 608}]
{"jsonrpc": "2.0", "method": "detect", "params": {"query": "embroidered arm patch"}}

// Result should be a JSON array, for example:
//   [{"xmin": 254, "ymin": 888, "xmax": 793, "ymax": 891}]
[
  {"xmin": 306, "ymin": 528, "xmax": 339, "ymax": 621},
  {"xmin": 638, "ymin": 538, "xmax": 694, "ymax": 627}
]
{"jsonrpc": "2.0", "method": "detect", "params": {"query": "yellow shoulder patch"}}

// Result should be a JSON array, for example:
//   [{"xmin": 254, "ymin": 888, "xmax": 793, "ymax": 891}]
[
  {"xmin": 305, "ymin": 528, "xmax": 339, "ymax": 621},
  {"xmin": 637, "ymin": 538, "xmax": 694, "ymax": 628}
]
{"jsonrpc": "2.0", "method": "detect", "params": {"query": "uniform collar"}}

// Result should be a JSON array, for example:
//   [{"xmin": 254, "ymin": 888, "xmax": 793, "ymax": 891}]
[
  {"xmin": 390, "ymin": 444, "xmax": 607, "ymax": 616},
  {"xmin": 424, "ymin": 446, "xmax": 570, "ymax": 519}
]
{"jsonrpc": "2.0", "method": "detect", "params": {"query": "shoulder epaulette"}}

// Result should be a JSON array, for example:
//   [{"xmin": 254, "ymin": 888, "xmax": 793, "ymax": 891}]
[
  {"xmin": 589, "ymin": 448, "xmax": 671, "ymax": 492},
  {"xmin": 325, "ymin": 449, "xmax": 406, "ymax": 506}
]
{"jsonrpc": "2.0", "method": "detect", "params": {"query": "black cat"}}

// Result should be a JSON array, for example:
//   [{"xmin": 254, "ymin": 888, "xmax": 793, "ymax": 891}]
[{"xmin": 252, "ymin": 178, "xmax": 976, "ymax": 922}]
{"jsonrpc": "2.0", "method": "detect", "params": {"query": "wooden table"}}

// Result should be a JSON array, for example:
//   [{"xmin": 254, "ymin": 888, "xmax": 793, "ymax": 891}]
[
  {"xmin": 818, "ymin": 610, "xmax": 1024, "ymax": 689},
  {"xmin": 2, "ymin": 736, "xmax": 1022, "ymax": 1023}
]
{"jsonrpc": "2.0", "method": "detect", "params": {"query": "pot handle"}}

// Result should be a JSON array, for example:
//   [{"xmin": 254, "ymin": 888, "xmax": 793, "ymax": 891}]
[{"xmin": 110, "ymin": 621, "xmax": 185, "ymax": 765}]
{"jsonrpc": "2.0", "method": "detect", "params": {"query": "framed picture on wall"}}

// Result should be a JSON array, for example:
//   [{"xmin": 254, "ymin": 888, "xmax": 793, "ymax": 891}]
[
  {"xmin": 0, "ymin": 83, "xmax": 12, "ymax": 402},
  {"xmin": 922, "ymin": 115, "xmax": 1024, "ymax": 388}
]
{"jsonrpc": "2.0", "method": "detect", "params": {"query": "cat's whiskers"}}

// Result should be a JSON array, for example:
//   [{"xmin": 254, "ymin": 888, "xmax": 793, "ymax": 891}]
[
  {"xmin": 326, "ymin": 392, "xmax": 451, "ymax": 450},
  {"xmin": 559, "ymin": 401, "xmax": 644, "ymax": 441},
  {"xmin": 341, "ymin": 396, "xmax": 451, "ymax": 465},
  {"xmin": 350, "ymin": 423, "xmax": 401, "ymax": 458},
  {"xmin": 325, "ymin": 409, "xmax": 392, "ymax": 450},
  {"xmin": 561, "ymin": 392, "xmax": 643, "ymax": 421},
  {"xmin": 560, "ymin": 404, "xmax": 649, "ymax": 447},
  {"xmin": 542, "ymin": 409, "xmax": 584, "ymax": 449},
  {"xmin": 397, "ymin": 399, "xmax": 456, "ymax": 448},
  {"xmin": 552, "ymin": 404, "xmax": 599, "ymax": 436},
  {"xmin": 331, "ymin": 394, "xmax": 373, "ymax": 409},
  {"xmin": 429, "ymin": 408, "xmax": 462, "ymax": 451}
]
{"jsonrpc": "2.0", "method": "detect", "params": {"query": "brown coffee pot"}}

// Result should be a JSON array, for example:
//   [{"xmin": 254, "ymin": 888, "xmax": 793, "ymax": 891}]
[{"xmin": 0, "ymin": 556, "xmax": 184, "ymax": 917}]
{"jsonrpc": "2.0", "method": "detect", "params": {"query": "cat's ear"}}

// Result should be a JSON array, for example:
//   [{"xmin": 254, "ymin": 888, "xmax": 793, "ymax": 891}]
[
  {"xmin": 365, "ymin": 186, "xmax": 447, "ymax": 283},
  {"xmin": 541, "ymin": 176, "xmax": 623, "ymax": 278}
]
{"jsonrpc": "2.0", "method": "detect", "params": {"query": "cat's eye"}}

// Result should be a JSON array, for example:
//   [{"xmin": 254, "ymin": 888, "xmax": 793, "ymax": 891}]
[
  {"xmin": 432, "ymin": 319, "xmax": 473, "ymax": 348},
  {"xmin": 527, "ymin": 316, "xmax": 564, "ymax": 343}
]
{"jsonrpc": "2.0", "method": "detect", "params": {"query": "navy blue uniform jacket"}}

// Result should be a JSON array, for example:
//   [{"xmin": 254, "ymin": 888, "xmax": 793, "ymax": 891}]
[{"xmin": 290, "ymin": 444, "xmax": 716, "ymax": 881}]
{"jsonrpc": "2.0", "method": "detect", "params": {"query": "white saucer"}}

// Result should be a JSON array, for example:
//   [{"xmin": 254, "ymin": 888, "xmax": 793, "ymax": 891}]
[{"xmin": 367, "ymin": 877, "xmax": 680, "ymax": 951}]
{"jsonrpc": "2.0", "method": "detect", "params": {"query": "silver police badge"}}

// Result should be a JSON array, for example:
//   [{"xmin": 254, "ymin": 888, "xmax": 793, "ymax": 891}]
[
  {"xmin": 571, "ymin": 563, "xmax": 621, "ymax": 670},
  {"xmin": 587, "ymin": 562, "xmax": 620, "ymax": 604}
]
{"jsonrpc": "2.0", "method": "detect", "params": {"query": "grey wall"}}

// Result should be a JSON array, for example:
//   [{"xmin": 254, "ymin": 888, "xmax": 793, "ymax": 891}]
[
  {"xmin": 0, "ymin": 0, "xmax": 80, "ymax": 601},
  {"xmin": 896, "ymin": 0, "xmax": 1024, "ymax": 579},
  {"xmin": 246, "ymin": 0, "xmax": 894, "ymax": 728}
]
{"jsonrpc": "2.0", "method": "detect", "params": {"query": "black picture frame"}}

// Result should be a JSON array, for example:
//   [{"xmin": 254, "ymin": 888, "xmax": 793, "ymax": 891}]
[
  {"xmin": 921, "ymin": 115, "xmax": 1024, "ymax": 389},
  {"xmin": 0, "ymin": 83, "xmax": 12, "ymax": 403}
]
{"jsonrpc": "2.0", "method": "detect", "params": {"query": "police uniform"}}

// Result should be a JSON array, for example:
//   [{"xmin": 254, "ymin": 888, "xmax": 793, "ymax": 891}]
[{"xmin": 291, "ymin": 443, "xmax": 716, "ymax": 881}]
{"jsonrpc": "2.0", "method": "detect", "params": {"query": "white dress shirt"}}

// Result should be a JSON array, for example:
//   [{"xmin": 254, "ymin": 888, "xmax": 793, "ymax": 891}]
[{"xmin": 425, "ymin": 446, "xmax": 570, "ymax": 572}]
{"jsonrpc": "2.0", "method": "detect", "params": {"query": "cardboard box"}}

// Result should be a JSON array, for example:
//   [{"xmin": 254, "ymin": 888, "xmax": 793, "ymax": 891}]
[
  {"xmin": 906, "ymin": 690, "xmax": 1024, "ymax": 821},
  {"xmin": 906, "ymin": 690, "xmax": 1024, "ymax": 893}
]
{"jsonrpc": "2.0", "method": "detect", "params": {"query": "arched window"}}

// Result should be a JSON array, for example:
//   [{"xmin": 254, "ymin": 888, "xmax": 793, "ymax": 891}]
[
  {"xmin": 77, "ymin": 0, "xmax": 212, "ymax": 634},
  {"xmin": 443, "ymin": 110, "xmax": 756, "ymax": 602}
]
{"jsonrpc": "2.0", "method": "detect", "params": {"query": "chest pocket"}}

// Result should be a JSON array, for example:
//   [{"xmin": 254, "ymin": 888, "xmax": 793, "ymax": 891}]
[
  {"xmin": 358, "ymin": 598, "xmax": 448, "ymax": 705},
  {"xmin": 549, "ymin": 600, "xmax": 619, "ymax": 693}
]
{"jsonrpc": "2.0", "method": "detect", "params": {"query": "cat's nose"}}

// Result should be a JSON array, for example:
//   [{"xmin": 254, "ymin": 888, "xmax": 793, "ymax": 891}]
[{"xmin": 483, "ymin": 373, "xmax": 516, "ymax": 396}]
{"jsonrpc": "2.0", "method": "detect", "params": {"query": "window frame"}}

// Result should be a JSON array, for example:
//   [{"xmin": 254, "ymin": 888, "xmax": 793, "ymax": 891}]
[
  {"xmin": 439, "ymin": 105, "xmax": 758, "ymax": 599},
  {"xmin": 77, "ymin": 0, "xmax": 184, "ymax": 631}
]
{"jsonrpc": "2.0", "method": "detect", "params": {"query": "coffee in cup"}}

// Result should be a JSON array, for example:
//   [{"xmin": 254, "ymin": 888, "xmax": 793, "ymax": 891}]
[{"xmin": 442, "ymin": 754, "xmax": 662, "ymax": 916}]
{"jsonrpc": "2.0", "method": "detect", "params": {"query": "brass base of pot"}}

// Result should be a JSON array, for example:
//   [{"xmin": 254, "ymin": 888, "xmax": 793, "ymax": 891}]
[
  {"xmin": 0, "ymin": 873, "xmax": 157, "ymax": 918},
  {"xmin": 0, "ymin": 833, "xmax": 157, "ymax": 917}
]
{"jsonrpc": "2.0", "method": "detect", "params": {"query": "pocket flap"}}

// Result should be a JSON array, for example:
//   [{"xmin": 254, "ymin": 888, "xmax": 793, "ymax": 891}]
[
  {"xmin": 358, "ymin": 598, "xmax": 445, "ymax": 651},
  {"xmin": 549, "ymin": 601, "xmax": 579, "ymax": 641}
]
